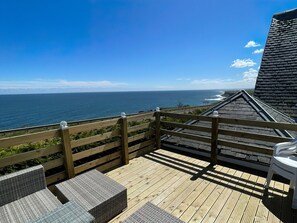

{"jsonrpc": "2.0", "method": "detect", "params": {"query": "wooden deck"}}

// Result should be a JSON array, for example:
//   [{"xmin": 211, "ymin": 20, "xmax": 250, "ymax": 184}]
[{"xmin": 106, "ymin": 149, "xmax": 297, "ymax": 223}]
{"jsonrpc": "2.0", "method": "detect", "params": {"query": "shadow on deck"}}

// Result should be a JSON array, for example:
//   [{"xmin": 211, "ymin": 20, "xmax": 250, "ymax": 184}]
[{"xmin": 107, "ymin": 149, "xmax": 297, "ymax": 223}]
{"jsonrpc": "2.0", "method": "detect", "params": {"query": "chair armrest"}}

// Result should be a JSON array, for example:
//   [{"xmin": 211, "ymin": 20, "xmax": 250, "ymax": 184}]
[
  {"xmin": 274, "ymin": 138, "xmax": 297, "ymax": 156},
  {"xmin": 0, "ymin": 165, "xmax": 46, "ymax": 206}
]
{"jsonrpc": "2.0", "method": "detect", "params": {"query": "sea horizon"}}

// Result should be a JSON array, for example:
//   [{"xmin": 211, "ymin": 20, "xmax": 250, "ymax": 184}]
[
  {"xmin": 0, "ymin": 88, "xmax": 232, "ymax": 96},
  {"xmin": 0, "ymin": 90, "xmax": 225, "ymax": 131}
]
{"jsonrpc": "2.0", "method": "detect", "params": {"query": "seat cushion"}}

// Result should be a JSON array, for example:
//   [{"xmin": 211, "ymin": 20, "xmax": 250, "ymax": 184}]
[
  {"xmin": 274, "ymin": 156, "xmax": 297, "ymax": 169},
  {"xmin": 0, "ymin": 189, "xmax": 62, "ymax": 223}
]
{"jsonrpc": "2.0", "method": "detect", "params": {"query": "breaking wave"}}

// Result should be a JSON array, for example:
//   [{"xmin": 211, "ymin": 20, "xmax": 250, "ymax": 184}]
[{"xmin": 204, "ymin": 91, "xmax": 226, "ymax": 101}]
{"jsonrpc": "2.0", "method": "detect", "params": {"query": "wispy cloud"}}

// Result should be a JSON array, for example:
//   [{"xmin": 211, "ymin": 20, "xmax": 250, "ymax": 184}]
[
  {"xmin": 176, "ymin": 78, "xmax": 191, "ymax": 81},
  {"xmin": 190, "ymin": 78, "xmax": 255, "ymax": 90},
  {"xmin": 0, "ymin": 79, "xmax": 127, "ymax": 90},
  {"xmin": 230, "ymin": 59, "xmax": 256, "ymax": 68},
  {"xmin": 243, "ymin": 68, "xmax": 258, "ymax": 82},
  {"xmin": 245, "ymin": 40, "xmax": 260, "ymax": 48},
  {"xmin": 253, "ymin": 48, "xmax": 264, "ymax": 54},
  {"xmin": 190, "ymin": 68, "xmax": 258, "ymax": 90}
]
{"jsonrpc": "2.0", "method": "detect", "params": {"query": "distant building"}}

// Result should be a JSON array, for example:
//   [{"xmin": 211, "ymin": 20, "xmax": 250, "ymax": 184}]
[{"xmin": 254, "ymin": 8, "xmax": 297, "ymax": 118}]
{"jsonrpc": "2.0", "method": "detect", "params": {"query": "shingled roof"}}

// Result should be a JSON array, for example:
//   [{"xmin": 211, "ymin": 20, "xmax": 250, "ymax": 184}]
[
  {"xmin": 254, "ymin": 8, "xmax": 297, "ymax": 117},
  {"xmin": 163, "ymin": 90, "xmax": 295, "ymax": 166}
]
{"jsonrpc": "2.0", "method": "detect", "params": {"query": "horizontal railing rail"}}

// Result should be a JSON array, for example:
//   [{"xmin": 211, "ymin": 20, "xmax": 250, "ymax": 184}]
[
  {"xmin": 159, "ymin": 112, "xmax": 212, "ymax": 122},
  {"xmin": 161, "ymin": 121, "xmax": 212, "ymax": 133},
  {"xmin": 219, "ymin": 117, "xmax": 297, "ymax": 131},
  {"xmin": 0, "ymin": 129, "xmax": 61, "ymax": 148},
  {"xmin": 160, "ymin": 129, "xmax": 211, "ymax": 143},
  {"xmin": 218, "ymin": 128, "xmax": 292, "ymax": 143}
]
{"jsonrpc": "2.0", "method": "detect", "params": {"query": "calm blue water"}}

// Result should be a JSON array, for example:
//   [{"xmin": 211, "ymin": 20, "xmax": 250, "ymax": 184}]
[{"xmin": 0, "ymin": 90, "xmax": 223, "ymax": 130}]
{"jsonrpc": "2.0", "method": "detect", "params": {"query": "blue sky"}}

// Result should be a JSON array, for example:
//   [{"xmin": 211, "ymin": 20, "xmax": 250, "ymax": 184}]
[{"xmin": 0, "ymin": 0, "xmax": 296, "ymax": 94}]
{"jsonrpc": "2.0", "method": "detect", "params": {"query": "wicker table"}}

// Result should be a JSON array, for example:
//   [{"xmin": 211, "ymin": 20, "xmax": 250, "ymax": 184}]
[
  {"xmin": 123, "ymin": 202, "xmax": 185, "ymax": 223},
  {"xmin": 55, "ymin": 169, "xmax": 127, "ymax": 223}
]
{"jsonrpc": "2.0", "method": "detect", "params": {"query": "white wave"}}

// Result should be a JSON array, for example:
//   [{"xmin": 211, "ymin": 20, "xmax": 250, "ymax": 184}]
[
  {"xmin": 205, "ymin": 98, "xmax": 223, "ymax": 101},
  {"xmin": 205, "ymin": 91, "xmax": 226, "ymax": 101}
]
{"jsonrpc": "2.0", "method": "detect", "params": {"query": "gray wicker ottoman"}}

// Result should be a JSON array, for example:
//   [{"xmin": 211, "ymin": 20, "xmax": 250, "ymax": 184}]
[
  {"xmin": 31, "ymin": 201, "xmax": 95, "ymax": 223},
  {"xmin": 55, "ymin": 169, "xmax": 127, "ymax": 223},
  {"xmin": 123, "ymin": 202, "xmax": 185, "ymax": 223}
]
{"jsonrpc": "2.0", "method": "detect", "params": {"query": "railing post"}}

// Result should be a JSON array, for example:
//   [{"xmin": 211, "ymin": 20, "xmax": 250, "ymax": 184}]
[
  {"xmin": 60, "ymin": 121, "xmax": 75, "ymax": 179},
  {"xmin": 120, "ymin": 112, "xmax": 129, "ymax": 165},
  {"xmin": 211, "ymin": 111, "xmax": 219, "ymax": 165},
  {"xmin": 155, "ymin": 107, "xmax": 161, "ymax": 150}
]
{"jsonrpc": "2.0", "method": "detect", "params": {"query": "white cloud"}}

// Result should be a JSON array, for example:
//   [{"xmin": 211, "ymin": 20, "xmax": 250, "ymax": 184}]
[
  {"xmin": 230, "ymin": 59, "xmax": 256, "ymax": 68},
  {"xmin": 189, "ymin": 68, "xmax": 258, "ymax": 90},
  {"xmin": 245, "ymin": 40, "xmax": 260, "ymax": 48},
  {"xmin": 243, "ymin": 68, "xmax": 258, "ymax": 82},
  {"xmin": 0, "ymin": 79, "xmax": 126, "ymax": 90},
  {"xmin": 190, "ymin": 78, "xmax": 255, "ymax": 90},
  {"xmin": 253, "ymin": 48, "xmax": 264, "ymax": 54}
]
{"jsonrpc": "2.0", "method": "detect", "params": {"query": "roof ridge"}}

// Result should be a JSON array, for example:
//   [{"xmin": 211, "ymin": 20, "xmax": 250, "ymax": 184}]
[
  {"xmin": 253, "ymin": 97, "xmax": 295, "ymax": 123},
  {"xmin": 202, "ymin": 90, "xmax": 293, "ymax": 138},
  {"xmin": 244, "ymin": 93, "xmax": 293, "ymax": 138},
  {"xmin": 201, "ymin": 90, "xmax": 243, "ymax": 116},
  {"xmin": 273, "ymin": 8, "xmax": 297, "ymax": 21}
]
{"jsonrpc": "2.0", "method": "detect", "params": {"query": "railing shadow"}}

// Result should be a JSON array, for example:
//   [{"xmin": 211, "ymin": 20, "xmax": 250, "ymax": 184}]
[
  {"xmin": 262, "ymin": 188, "xmax": 297, "ymax": 223},
  {"xmin": 142, "ymin": 150, "xmax": 296, "ymax": 221},
  {"xmin": 151, "ymin": 150, "xmax": 287, "ymax": 194}
]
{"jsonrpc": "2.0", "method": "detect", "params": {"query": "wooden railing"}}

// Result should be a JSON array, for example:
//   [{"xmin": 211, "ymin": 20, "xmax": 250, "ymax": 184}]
[
  {"xmin": 0, "ymin": 129, "xmax": 64, "ymax": 185},
  {"xmin": 1, "ymin": 109, "xmax": 297, "ymax": 186},
  {"xmin": 156, "ymin": 111, "xmax": 297, "ymax": 165},
  {"xmin": 0, "ymin": 112, "xmax": 155, "ymax": 186}
]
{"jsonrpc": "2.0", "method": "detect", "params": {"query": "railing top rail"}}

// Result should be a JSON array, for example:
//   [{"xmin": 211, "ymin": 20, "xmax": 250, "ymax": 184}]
[
  {"xmin": 68, "ymin": 118, "xmax": 120, "ymax": 135},
  {"xmin": 127, "ymin": 112, "xmax": 154, "ymax": 122},
  {"xmin": 0, "ymin": 111, "xmax": 154, "ymax": 135},
  {"xmin": 159, "ymin": 112, "xmax": 212, "ymax": 122},
  {"xmin": 0, "ymin": 129, "xmax": 61, "ymax": 148},
  {"xmin": 219, "ymin": 117, "xmax": 297, "ymax": 131}
]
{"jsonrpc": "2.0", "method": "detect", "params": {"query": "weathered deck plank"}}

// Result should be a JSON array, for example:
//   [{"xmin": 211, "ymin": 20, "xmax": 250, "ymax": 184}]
[{"xmin": 106, "ymin": 149, "xmax": 296, "ymax": 223}]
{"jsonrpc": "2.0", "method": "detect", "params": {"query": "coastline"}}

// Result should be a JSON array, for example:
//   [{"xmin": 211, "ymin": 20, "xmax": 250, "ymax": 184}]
[
  {"xmin": 204, "ymin": 90, "xmax": 226, "ymax": 102},
  {"xmin": 0, "ymin": 89, "xmax": 253, "ymax": 132}
]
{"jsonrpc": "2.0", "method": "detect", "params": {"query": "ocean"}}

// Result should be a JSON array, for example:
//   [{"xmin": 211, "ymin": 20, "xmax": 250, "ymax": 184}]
[{"xmin": 0, "ymin": 90, "xmax": 224, "ymax": 131}]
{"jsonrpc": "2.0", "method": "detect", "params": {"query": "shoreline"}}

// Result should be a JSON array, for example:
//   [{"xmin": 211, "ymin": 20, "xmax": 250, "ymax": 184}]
[{"xmin": 0, "ymin": 90, "xmax": 252, "ymax": 132}]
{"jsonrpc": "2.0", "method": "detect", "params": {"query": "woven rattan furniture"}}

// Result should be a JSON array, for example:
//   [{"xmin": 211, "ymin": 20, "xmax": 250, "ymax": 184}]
[
  {"xmin": 123, "ymin": 202, "xmax": 185, "ymax": 223},
  {"xmin": 0, "ymin": 165, "xmax": 62, "ymax": 223},
  {"xmin": 56, "ymin": 169, "xmax": 127, "ymax": 223},
  {"xmin": 31, "ymin": 200, "xmax": 95, "ymax": 223}
]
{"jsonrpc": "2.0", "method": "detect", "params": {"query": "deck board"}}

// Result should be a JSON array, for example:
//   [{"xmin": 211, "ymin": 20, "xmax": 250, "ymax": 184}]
[{"xmin": 106, "ymin": 149, "xmax": 296, "ymax": 222}]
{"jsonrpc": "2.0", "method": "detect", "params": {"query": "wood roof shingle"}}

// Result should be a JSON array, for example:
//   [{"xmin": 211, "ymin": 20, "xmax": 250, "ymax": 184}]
[{"xmin": 254, "ymin": 8, "xmax": 297, "ymax": 117}]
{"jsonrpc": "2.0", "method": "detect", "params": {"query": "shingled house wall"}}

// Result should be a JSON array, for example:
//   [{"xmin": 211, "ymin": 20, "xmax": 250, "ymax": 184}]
[{"xmin": 254, "ymin": 8, "xmax": 297, "ymax": 118}]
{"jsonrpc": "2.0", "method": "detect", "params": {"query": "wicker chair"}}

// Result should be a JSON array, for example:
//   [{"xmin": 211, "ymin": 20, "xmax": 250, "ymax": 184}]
[{"xmin": 0, "ymin": 165, "xmax": 62, "ymax": 223}]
